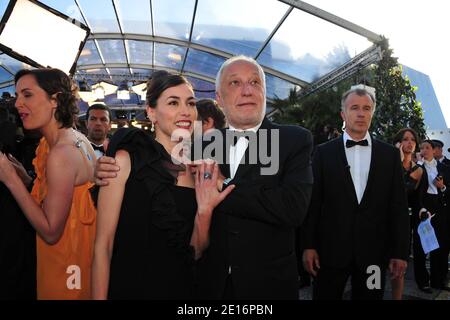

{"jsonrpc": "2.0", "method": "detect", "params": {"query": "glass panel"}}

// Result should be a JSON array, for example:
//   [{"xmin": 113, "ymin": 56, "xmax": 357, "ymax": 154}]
[
  {"xmin": 77, "ymin": 40, "xmax": 102, "ymax": 65},
  {"xmin": 108, "ymin": 68, "xmax": 131, "ymax": 75},
  {"xmin": 126, "ymin": 40, "xmax": 152, "ymax": 65},
  {"xmin": 77, "ymin": 0, "xmax": 120, "ymax": 33},
  {"xmin": 185, "ymin": 76, "xmax": 215, "ymax": 100},
  {"xmin": 115, "ymin": 0, "xmax": 152, "ymax": 34},
  {"xmin": 0, "ymin": 66, "xmax": 13, "ymax": 83},
  {"xmin": 192, "ymin": 0, "xmax": 289, "ymax": 56},
  {"xmin": 265, "ymin": 74, "xmax": 297, "ymax": 100},
  {"xmin": 0, "ymin": 53, "xmax": 33, "ymax": 73},
  {"xmin": 39, "ymin": 0, "xmax": 86, "ymax": 25},
  {"xmin": 97, "ymin": 40, "xmax": 127, "ymax": 64},
  {"xmin": 0, "ymin": 85, "xmax": 16, "ymax": 96},
  {"xmin": 154, "ymin": 43, "xmax": 186, "ymax": 71},
  {"xmin": 258, "ymin": 9, "xmax": 372, "ymax": 83},
  {"xmin": 130, "ymin": 68, "xmax": 153, "ymax": 77},
  {"xmin": 0, "ymin": 0, "xmax": 9, "ymax": 20},
  {"xmin": 76, "ymin": 68, "xmax": 109, "ymax": 81},
  {"xmin": 183, "ymin": 49, "xmax": 225, "ymax": 78},
  {"xmin": 77, "ymin": 100, "xmax": 89, "ymax": 113},
  {"xmin": 152, "ymin": 0, "xmax": 195, "ymax": 40}
]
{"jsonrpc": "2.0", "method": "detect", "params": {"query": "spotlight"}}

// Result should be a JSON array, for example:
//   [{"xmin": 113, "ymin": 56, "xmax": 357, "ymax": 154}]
[
  {"xmin": 0, "ymin": 0, "xmax": 90, "ymax": 74},
  {"xmin": 117, "ymin": 81, "xmax": 130, "ymax": 100}
]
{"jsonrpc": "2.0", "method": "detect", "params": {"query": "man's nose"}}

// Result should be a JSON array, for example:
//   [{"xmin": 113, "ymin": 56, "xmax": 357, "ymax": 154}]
[{"xmin": 241, "ymin": 82, "xmax": 253, "ymax": 95}]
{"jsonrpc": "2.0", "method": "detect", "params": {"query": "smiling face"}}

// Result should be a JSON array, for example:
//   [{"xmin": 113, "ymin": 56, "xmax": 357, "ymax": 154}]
[
  {"xmin": 15, "ymin": 74, "xmax": 57, "ymax": 130},
  {"xmin": 216, "ymin": 60, "xmax": 265, "ymax": 130},
  {"xmin": 340, "ymin": 92, "xmax": 374, "ymax": 139},
  {"xmin": 147, "ymin": 83, "xmax": 197, "ymax": 142}
]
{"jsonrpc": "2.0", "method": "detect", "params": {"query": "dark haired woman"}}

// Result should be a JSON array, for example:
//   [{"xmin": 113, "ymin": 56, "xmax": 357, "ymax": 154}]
[
  {"xmin": 92, "ymin": 71, "xmax": 234, "ymax": 299},
  {"xmin": 0, "ymin": 68, "xmax": 97, "ymax": 299},
  {"xmin": 391, "ymin": 128, "xmax": 425, "ymax": 298}
]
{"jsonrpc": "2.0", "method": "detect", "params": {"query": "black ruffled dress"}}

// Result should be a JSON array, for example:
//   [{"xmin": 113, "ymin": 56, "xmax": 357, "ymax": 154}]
[{"xmin": 106, "ymin": 128, "xmax": 197, "ymax": 299}]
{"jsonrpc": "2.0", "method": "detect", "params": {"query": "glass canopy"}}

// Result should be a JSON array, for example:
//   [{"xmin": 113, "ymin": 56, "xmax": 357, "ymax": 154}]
[{"xmin": 0, "ymin": 0, "xmax": 380, "ymax": 113}]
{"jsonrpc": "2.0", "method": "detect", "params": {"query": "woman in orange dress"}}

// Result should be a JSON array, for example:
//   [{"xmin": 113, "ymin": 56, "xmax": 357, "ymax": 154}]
[{"xmin": 0, "ymin": 68, "xmax": 96, "ymax": 299}]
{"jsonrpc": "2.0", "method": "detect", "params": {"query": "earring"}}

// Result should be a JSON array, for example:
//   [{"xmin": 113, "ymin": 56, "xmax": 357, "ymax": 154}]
[{"xmin": 150, "ymin": 121, "xmax": 155, "ymax": 132}]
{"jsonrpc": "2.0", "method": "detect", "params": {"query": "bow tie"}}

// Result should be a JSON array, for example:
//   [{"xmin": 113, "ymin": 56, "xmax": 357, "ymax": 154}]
[
  {"xmin": 91, "ymin": 144, "xmax": 105, "ymax": 153},
  {"xmin": 346, "ymin": 139, "xmax": 368, "ymax": 148}
]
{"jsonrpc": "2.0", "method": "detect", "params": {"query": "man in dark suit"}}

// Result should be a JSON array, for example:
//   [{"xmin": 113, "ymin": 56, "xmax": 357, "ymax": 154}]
[
  {"xmin": 196, "ymin": 56, "xmax": 313, "ymax": 299},
  {"xmin": 86, "ymin": 104, "xmax": 112, "ymax": 158},
  {"xmin": 302, "ymin": 86, "xmax": 410, "ymax": 300},
  {"xmin": 432, "ymin": 139, "xmax": 450, "ymax": 167}
]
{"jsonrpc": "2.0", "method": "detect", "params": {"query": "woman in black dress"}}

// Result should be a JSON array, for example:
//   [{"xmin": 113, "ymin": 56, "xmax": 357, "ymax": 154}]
[
  {"xmin": 392, "ymin": 128, "xmax": 425, "ymax": 298},
  {"xmin": 91, "ymin": 71, "xmax": 234, "ymax": 299}
]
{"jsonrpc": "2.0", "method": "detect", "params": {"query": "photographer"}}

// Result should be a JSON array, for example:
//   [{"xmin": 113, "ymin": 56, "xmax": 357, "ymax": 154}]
[{"xmin": 0, "ymin": 95, "xmax": 37, "ymax": 299}]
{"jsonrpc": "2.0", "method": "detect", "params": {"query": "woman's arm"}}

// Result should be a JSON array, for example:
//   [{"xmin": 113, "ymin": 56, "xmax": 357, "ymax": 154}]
[
  {"xmin": 0, "ymin": 147, "xmax": 79, "ymax": 244},
  {"xmin": 91, "ymin": 150, "xmax": 131, "ymax": 300}
]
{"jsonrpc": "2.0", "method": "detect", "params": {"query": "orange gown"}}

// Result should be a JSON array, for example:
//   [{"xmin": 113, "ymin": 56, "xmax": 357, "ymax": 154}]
[{"xmin": 31, "ymin": 138, "xmax": 96, "ymax": 300}]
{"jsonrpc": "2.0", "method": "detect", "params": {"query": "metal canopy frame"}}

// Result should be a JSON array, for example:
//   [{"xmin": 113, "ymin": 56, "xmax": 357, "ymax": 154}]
[{"xmin": 0, "ymin": 0, "xmax": 383, "ymax": 103}]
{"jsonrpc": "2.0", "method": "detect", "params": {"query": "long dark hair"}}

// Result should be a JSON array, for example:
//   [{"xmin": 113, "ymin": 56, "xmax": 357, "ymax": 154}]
[
  {"xmin": 15, "ymin": 68, "xmax": 79, "ymax": 128},
  {"xmin": 393, "ymin": 128, "xmax": 420, "ymax": 152}
]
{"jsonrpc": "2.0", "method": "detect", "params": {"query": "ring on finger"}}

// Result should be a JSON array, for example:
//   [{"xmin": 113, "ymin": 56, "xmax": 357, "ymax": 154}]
[{"xmin": 203, "ymin": 172, "xmax": 212, "ymax": 180}]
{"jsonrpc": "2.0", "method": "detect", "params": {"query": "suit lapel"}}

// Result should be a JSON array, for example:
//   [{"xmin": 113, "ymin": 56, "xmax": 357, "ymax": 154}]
[
  {"xmin": 336, "ymin": 136, "xmax": 359, "ymax": 205},
  {"xmin": 219, "ymin": 128, "xmax": 231, "ymax": 178}
]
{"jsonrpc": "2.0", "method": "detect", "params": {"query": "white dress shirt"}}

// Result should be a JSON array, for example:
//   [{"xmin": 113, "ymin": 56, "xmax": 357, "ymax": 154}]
[
  {"xmin": 228, "ymin": 123, "xmax": 261, "ymax": 179},
  {"xmin": 343, "ymin": 131, "xmax": 372, "ymax": 204},
  {"xmin": 423, "ymin": 159, "xmax": 439, "ymax": 195}
]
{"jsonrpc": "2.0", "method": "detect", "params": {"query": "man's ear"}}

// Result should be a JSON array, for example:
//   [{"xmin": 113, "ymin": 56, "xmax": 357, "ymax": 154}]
[
  {"xmin": 216, "ymin": 91, "xmax": 223, "ymax": 107},
  {"xmin": 340, "ymin": 110, "xmax": 346, "ymax": 122}
]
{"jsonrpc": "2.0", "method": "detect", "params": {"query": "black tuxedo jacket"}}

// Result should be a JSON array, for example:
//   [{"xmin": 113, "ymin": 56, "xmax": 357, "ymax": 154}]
[
  {"xmin": 302, "ymin": 135, "xmax": 409, "ymax": 269},
  {"xmin": 440, "ymin": 157, "xmax": 450, "ymax": 167},
  {"xmin": 197, "ymin": 118, "xmax": 313, "ymax": 299}
]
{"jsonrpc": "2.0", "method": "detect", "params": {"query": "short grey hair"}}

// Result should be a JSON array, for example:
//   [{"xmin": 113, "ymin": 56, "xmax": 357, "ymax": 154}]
[
  {"xmin": 341, "ymin": 87, "xmax": 376, "ymax": 113},
  {"xmin": 215, "ymin": 55, "xmax": 266, "ymax": 95}
]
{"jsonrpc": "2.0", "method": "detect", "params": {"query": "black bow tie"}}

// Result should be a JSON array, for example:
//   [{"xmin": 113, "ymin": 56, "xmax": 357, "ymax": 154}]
[
  {"xmin": 346, "ymin": 139, "xmax": 369, "ymax": 148},
  {"xmin": 91, "ymin": 144, "xmax": 105, "ymax": 153}
]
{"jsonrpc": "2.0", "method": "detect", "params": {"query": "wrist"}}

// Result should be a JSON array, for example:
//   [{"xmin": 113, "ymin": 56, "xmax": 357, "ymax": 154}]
[
  {"xmin": 5, "ymin": 173, "xmax": 22, "ymax": 189},
  {"xmin": 197, "ymin": 207, "xmax": 213, "ymax": 217}
]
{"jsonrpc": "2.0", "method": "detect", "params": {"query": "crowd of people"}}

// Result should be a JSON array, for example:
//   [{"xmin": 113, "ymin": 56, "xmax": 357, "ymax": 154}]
[{"xmin": 0, "ymin": 55, "xmax": 448, "ymax": 300}]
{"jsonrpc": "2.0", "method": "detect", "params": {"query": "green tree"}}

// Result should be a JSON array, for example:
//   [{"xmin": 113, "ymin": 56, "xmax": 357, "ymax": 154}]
[{"xmin": 371, "ymin": 37, "xmax": 426, "ymax": 142}]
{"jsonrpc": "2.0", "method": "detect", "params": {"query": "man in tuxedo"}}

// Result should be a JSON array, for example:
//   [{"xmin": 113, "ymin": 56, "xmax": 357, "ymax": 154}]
[
  {"xmin": 196, "ymin": 56, "xmax": 313, "ymax": 300},
  {"xmin": 302, "ymin": 87, "xmax": 410, "ymax": 300},
  {"xmin": 86, "ymin": 104, "xmax": 111, "ymax": 158}
]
